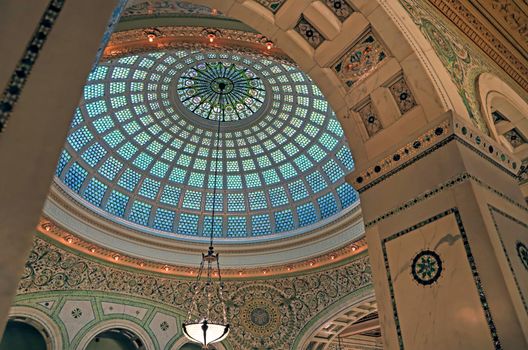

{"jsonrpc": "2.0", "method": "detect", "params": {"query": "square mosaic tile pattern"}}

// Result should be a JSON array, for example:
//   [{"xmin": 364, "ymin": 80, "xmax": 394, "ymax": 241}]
[
  {"xmin": 504, "ymin": 128, "xmax": 527, "ymax": 148},
  {"xmin": 323, "ymin": 0, "xmax": 354, "ymax": 21},
  {"xmin": 256, "ymin": 0, "xmax": 286, "ymax": 13},
  {"xmin": 356, "ymin": 101, "xmax": 382, "ymax": 137},
  {"xmin": 389, "ymin": 76, "xmax": 417, "ymax": 115},
  {"xmin": 295, "ymin": 16, "xmax": 325, "ymax": 49}
]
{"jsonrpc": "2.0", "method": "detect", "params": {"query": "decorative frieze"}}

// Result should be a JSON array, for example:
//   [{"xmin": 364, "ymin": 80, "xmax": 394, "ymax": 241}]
[
  {"xmin": 19, "ymin": 237, "xmax": 373, "ymax": 350},
  {"xmin": 352, "ymin": 115, "xmax": 519, "ymax": 193},
  {"xmin": 104, "ymin": 27, "xmax": 294, "ymax": 63}
]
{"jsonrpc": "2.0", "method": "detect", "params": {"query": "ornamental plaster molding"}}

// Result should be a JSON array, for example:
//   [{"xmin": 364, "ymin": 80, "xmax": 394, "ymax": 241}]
[
  {"xmin": 18, "ymin": 237, "xmax": 373, "ymax": 349},
  {"xmin": 37, "ymin": 214, "xmax": 367, "ymax": 278},
  {"xmin": 103, "ymin": 26, "xmax": 293, "ymax": 63},
  {"xmin": 426, "ymin": 0, "xmax": 528, "ymax": 92}
]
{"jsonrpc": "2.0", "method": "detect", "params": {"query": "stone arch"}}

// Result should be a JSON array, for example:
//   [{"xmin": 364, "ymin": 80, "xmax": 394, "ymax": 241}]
[
  {"xmin": 477, "ymin": 72, "xmax": 528, "ymax": 151},
  {"xmin": 182, "ymin": 0, "xmax": 468, "ymax": 167},
  {"xmin": 76, "ymin": 319, "xmax": 155, "ymax": 350},
  {"xmin": 7, "ymin": 306, "xmax": 63, "ymax": 350},
  {"xmin": 169, "ymin": 337, "xmax": 228, "ymax": 350},
  {"xmin": 293, "ymin": 287, "xmax": 375, "ymax": 349}
]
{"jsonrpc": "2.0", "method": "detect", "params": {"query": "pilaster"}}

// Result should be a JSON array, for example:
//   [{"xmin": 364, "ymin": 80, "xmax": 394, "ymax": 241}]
[
  {"xmin": 0, "ymin": 0, "xmax": 119, "ymax": 336},
  {"xmin": 350, "ymin": 111, "xmax": 528, "ymax": 349}
]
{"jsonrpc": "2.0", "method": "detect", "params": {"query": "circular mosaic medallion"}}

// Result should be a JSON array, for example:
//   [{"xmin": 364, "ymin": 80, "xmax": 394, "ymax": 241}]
[
  {"xmin": 250, "ymin": 307, "xmax": 270, "ymax": 326},
  {"xmin": 411, "ymin": 250, "xmax": 442, "ymax": 285},
  {"xmin": 517, "ymin": 241, "xmax": 528, "ymax": 271},
  {"xmin": 177, "ymin": 61, "xmax": 265, "ymax": 122},
  {"xmin": 240, "ymin": 299, "xmax": 280, "ymax": 337}
]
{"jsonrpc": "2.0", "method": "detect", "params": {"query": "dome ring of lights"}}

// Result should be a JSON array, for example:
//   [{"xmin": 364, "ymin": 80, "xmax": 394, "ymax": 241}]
[
  {"xmin": 54, "ymin": 49, "xmax": 358, "ymax": 242},
  {"xmin": 176, "ymin": 61, "xmax": 267, "ymax": 123}
]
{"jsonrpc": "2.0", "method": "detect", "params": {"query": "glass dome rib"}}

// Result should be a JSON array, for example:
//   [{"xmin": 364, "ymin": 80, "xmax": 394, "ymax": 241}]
[{"xmin": 55, "ymin": 50, "xmax": 358, "ymax": 241}]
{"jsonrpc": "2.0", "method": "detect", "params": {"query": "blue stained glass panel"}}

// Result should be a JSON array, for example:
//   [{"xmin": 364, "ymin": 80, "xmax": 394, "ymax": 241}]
[
  {"xmin": 227, "ymin": 217, "xmax": 246, "ymax": 237},
  {"xmin": 318, "ymin": 192, "xmax": 338, "ymax": 218},
  {"xmin": 251, "ymin": 214, "xmax": 271, "ymax": 236},
  {"xmin": 297, "ymin": 203, "xmax": 318, "ymax": 227},
  {"xmin": 64, "ymin": 162, "xmax": 88, "ymax": 193},
  {"xmin": 274, "ymin": 210, "xmax": 294, "ymax": 232},
  {"xmin": 129, "ymin": 201, "xmax": 152, "ymax": 225},
  {"xmin": 138, "ymin": 178, "xmax": 160, "ymax": 200},
  {"xmin": 337, "ymin": 183, "xmax": 357, "ymax": 208},
  {"xmin": 56, "ymin": 150, "xmax": 71, "ymax": 177},
  {"xmin": 84, "ymin": 178, "xmax": 107, "ymax": 206},
  {"xmin": 105, "ymin": 191, "xmax": 129, "ymax": 217},
  {"xmin": 153, "ymin": 208, "xmax": 175, "ymax": 232}
]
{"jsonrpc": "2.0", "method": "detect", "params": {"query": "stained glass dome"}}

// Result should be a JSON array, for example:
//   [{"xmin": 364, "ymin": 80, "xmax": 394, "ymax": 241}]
[{"xmin": 55, "ymin": 49, "xmax": 358, "ymax": 241}]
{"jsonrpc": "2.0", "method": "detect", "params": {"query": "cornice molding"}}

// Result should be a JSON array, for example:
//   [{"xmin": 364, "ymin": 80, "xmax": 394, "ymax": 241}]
[
  {"xmin": 39, "ymin": 192, "xmax": 367, "ymax": 278},
  {"xmin": 349, "ymin": 111, "xmax": 520, "ymax": 193},
  {"xmin": 103, "ymin": 26, "xmax": 292, "ymax": 63},
  {"xmin": 426, "ymin": 0, "xmax": 528, "ymax": 92}
]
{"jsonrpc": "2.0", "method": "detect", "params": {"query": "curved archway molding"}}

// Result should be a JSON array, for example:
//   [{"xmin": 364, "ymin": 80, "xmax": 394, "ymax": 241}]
[
  {"xmin": 76, "ymin": 319, "xmax": 155, "ymax": 350},
  {"xmin": 184, "ymin": 0, "xmax": 468, "ymax": 168},
  {"xmin": 169, "ymin": 337, "xmax": 229, "ymax": 350},
  {"xmin": 477, "ymin": 72, "xmax": 528, "ymax": 198},
  {"xmin": 8, "ymin": 306, "xmax": 64, "ymax": 350},
  {"xmin": 294, "ymin": 287, "xmax": 375, "ymax": 349}
]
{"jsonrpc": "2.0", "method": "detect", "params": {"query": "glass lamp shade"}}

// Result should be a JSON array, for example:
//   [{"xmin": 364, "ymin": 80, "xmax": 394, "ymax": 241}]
[{"xmin": 182, "ymin": 320, "xmax": 229, "ymax": 347}]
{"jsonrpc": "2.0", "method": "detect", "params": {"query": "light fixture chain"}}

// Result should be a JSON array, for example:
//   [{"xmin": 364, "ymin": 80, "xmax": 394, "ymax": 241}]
[
  {"xmin": 186, "ymin": 257, "xmax": 205, "ymax": 322},
  {"xmin": 208, "ymin": 93, "xmax": 223, "ymax": 248}
]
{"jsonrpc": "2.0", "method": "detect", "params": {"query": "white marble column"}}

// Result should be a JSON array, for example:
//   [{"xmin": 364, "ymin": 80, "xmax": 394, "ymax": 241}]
[
  {"xmin": 351, "ymin": 111, "xmax": 528, "ymax": 349},
  {"xmin": 0, "ymin": 0, "xmax": 119, "ymax": 337}
]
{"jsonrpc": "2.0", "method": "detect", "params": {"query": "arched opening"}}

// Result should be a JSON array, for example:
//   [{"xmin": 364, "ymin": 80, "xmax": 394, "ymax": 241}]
[
  {"xmin": 477, "ymin": 72, "xmax": 528, "ymax": 198},
  {"xmin": 85, "ymin": 328, "xmax": 145, "ymax": 350},
  {"xmin": 178, "ymin": 343, "xmax": 203, "ymax": 350},
  {"xmin": 0, "ymin": 319, "xmax": 48, "ymax": 350}
]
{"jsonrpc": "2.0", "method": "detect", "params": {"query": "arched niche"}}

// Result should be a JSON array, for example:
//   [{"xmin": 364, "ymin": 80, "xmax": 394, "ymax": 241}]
[
  {"xmin": 0, "ymin": 320, "xmax": 47, "ymax": 350},
  {"xmin": 178, "ymin": 343, "xmax": 203, "ymax": 350},
  {"xmin": 294, "ymin": 287, "xmax": 376, "ymax": 349},
  {"xmin": 170, "ymin": 337, "xmax": 228, "ymax": 350},
  {"xmin": 85, "ymin": 328, "xmax": 144, "ymax": 350},
  {"xmin": 77, "ymin": 320, "xmax": 155, "ymax": 350},
  {"xmin": 477, "ymin": 72, "xmax": 528, "ymax": 156},
  {"xmin": 6, "ymin": 306, "xmax": 63, "ymax": 350}
]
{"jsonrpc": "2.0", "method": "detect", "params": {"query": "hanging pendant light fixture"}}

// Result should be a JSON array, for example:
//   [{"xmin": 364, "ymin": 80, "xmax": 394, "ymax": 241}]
[{"xmin": 182, "ymin": 87, "xmax": 229, "ymax": 348}]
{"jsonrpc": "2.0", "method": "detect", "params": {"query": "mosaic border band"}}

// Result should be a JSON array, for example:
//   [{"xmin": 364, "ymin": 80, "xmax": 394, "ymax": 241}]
[
  {"xmin": 352, "ymin": 116, "xmax": 519, "ymax": 193},
  {"xmin": 0, "ymin": 0, "xmax": 66, "ymax": 132},
  {"xmin": 488, "ymin": 205, "xmax": 528, "ymax": 314}
]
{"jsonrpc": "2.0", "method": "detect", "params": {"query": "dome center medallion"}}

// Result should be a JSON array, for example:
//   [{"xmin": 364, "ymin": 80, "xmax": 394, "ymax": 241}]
[{"xmin": 177, "ymin": 61, "xmax": 266, "ymax": 122}]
